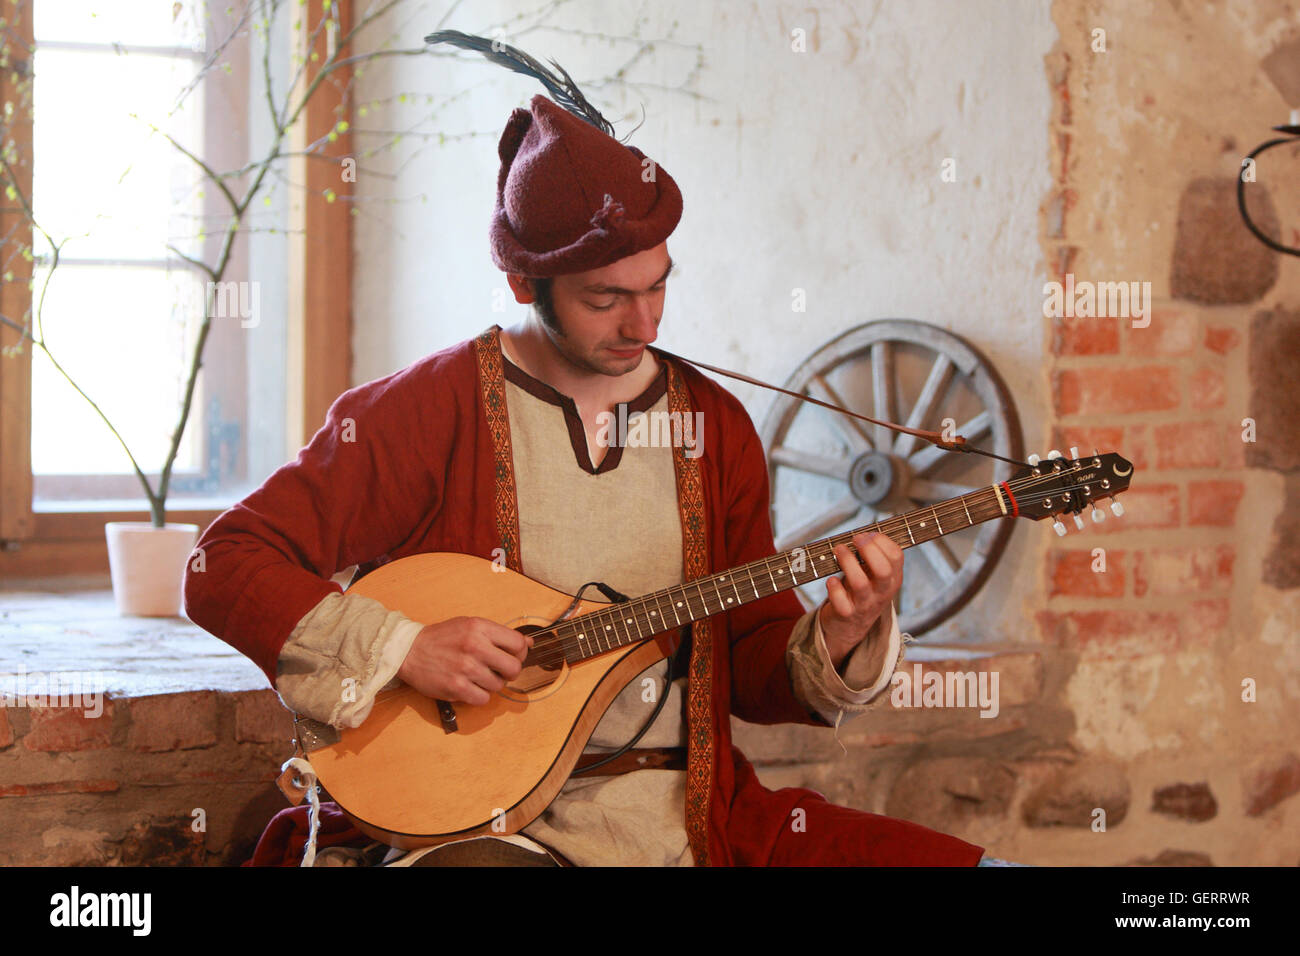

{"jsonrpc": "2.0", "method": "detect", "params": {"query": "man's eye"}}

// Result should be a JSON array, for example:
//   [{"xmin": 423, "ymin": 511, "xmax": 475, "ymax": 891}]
[{"xmin": 586, "ymin": 299, "xmax": 617, "ymax": 311}]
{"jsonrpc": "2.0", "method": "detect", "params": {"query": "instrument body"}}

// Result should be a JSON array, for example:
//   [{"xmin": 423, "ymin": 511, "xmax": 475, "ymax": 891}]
[
  {"xmin": 300, "ymin": 452, "xmax": 1135, "ymax": 848},
  {"xmin": 308, "ymin": 552, "xmax": 666, "ymax": 849}
]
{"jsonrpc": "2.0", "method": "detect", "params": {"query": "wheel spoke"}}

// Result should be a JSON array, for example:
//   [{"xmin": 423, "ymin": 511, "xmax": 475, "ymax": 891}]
[
  {"xmin": 871, "ymin": 342, "xmax": 896, "ymax": 450},
  {"xmin": 769, "ymin": 445, "xmax": 853, "ymax": 481},
  {"xmin": 807, "ymin": 373, "xmax": 873, "ymax": 452},
  {"xmin": 892, "ymin": 354, "xmax": 954, "ymax": 458},
  {"xmin": 917, "ymin": 536, "xmax": 960, "ymax": 583},
  {"xmin": 909, "ymin": 478, "xmax": 980, "ymax": 502},
  {"xmin": 774, "ymin": 495, "xmax": 862, "ymax": 551},
  {"xmin": 907, "ymin": 410, "xmax": 991, "ymax": 476}
]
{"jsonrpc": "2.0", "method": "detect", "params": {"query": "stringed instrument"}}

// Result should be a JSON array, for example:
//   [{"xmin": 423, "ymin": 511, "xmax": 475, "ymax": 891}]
[{"xmin": 293, "ymin": 450, "xmax": 1134, "ymax": 848}]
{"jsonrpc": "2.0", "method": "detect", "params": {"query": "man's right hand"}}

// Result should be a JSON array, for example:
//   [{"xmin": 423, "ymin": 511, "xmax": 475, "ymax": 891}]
[{"xmin": 396, "ymin": 616, "xmax": 533, "ymax": 705}]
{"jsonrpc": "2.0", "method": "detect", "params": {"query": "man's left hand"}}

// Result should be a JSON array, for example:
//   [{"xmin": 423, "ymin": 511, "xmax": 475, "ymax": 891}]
[{"xmin": 818, "ymin": 531, "xmax": 904, "ymax": 670}]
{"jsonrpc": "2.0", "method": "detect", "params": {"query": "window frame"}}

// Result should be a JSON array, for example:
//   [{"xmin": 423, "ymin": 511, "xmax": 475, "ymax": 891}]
[{"xmin": 0, "ymin": 0, "xmax": 354, "ymax": 580}]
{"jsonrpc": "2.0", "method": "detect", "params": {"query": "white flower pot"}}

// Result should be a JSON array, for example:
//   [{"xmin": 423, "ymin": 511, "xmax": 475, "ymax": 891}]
[{"xmin": 104, "ymin": 522, "xmax": 200, "ymax": 617}]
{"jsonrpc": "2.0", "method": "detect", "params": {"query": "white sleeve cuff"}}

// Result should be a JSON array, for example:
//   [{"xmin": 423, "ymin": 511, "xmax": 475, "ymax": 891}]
[
  {"xmin": 811, "ymin": 602, "xmax": 902, "ymax": 705},
  {"xmin": 332, "ymin": 617, "xmax": 424, "ymax": 729}
]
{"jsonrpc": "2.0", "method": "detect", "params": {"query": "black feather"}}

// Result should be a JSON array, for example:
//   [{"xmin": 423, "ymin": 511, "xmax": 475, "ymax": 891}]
[{"xmin": 425, "ymin": 29, "xmax": 615, "ymax": 137}]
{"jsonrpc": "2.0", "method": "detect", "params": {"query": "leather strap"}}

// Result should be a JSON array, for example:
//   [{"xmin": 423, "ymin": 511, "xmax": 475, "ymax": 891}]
[{"xmin": 572, "ymin": 746, "xmax": 687, "ymax": 775}]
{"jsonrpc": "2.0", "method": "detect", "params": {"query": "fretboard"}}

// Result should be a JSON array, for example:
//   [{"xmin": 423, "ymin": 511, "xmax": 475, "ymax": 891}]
[{"xmin": 541, "ymin": 484, "xmax": 1010, "ymax": 663}]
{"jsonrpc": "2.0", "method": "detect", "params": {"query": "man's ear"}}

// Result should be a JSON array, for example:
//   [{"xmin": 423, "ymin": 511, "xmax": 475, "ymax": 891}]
[{"xmin": 505, "ymin": 273, "xmax": 536, "ymax": 304}]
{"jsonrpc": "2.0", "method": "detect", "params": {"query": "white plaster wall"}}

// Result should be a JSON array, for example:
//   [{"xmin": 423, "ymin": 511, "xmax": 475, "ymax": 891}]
[{"xmin": 352, "ymin": 0, "xmax": 1057, "ymax": 643}]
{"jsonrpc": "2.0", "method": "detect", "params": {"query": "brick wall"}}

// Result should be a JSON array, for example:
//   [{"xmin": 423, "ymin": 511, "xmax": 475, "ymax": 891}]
[{"xmin": 0, "ymin": 690, "xmax": 293, "ymax": 866}]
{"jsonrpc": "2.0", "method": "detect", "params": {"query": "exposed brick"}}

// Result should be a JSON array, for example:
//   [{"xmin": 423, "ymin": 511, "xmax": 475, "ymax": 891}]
[
  {"xmin": 1134, "ymin": 545, "xmax": 1234, "ymax": 598},
  {"xmin": 1171, "ymin": 177, "xmax": 1279, "ymax": 304},
  {"xmin": 1050, "ymin": 426, "xmax": 1124, "ymax": 463},
  {"xmin": 118, "ymin": 816, "xmax": 206, "ymax": 867},
  {"xmin": 1048, "ymin": 549, "xmax": 1126, "ymax": 598},
  {"xmin": 1120, "ymin": 423, "xmax": 1151, "ymax": 472},
  {"xmin": 0, "ymin": 708, "xmax": 12, "ymax": 749},
  {"xmin": 1188, "ymin": 368, "xmax": 1226, "ymax": 410},
  {"xmin": 1054, "ymin": 315, "xmax": 1119, "ymax": 355},
  {"xmin": 1188, "ymin": 598, "xmax": 1230, "ymax": 634},
  {"xmin": 23, "ymin": 703, "xmax": 114, "ymax": 753},
  {"xmin": 1054, "ymin": 366, "xmax": 1180, "ymax": 417},
  {"xmin": 1035, "ymin": 607, "xmax": 1207, "ymax": 657},
  {"xmin": 1126, "ymin": 309, "xmax": 1197, "ymax": 357},
  {"xmin": 886, "ymin": 757, "xmax": 1017, "ymax": 830},
  {"xmin": 1223, "ymin": 423, "xmax": 1247, "ymax": 468},
  {"xmin": 1154, "ymin": 422, "xmax": 1221, "ymax": 469},
  {"xmin": 1245, "ymin": 307, "xmax": 1300, "ymax": 472},
  {"xmin": 1022, "ymin": 758, "xmax": 1130, "ymax": 827},
  {"xmin": 127, "ymin": 692, "xmax": 219, "ymax": 752},
  {"xmin": 1242, "ymin": 752, "xmax": 1300, "ymax": 817},
  {"xmin": 1204, "ymin": 325, "xmax": 1241, "ymax": 355},
  {"xmin": 0, "ymin": 779, "xmax": 120, "ymax": 798},
  {"xmin": 1091, "ymin": 483, "xmax": 1179, "ymax": 533},
  {"xmin": 1263, "ymin": 472, "xmax": 1300, "ymax": 589},
  {"xmin": 1187, "ymin": 480, "xmax": 1243, "ymax": 526},
  {"xmin": 235, "ymin": 690, "xmax": 294, "ymax": 745},
  {"xmin": 1151, "ymin": 782, "xmax": 1217, "ymax": 821}
]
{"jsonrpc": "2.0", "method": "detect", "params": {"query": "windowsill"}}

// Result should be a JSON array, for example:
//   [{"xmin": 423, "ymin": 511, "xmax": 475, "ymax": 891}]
[
  {"xmin": 0, "ymin": 582, "xmax": 269, "ymax": 697},
  {"xmin": 33, "ymin": 494, "xmax": 250, "ymax": 515}
]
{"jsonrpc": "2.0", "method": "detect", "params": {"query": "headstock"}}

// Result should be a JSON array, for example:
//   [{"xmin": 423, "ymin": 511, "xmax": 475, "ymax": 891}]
[{"xmin": 1005, "ymin": 447, "xmax": 1134, "ymax": 536}]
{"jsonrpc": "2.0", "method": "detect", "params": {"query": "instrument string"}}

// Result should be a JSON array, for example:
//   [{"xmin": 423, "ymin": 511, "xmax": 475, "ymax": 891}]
[{"xmin": 515, "ymin": 462, "xmax": 1102, "ymax": 669}]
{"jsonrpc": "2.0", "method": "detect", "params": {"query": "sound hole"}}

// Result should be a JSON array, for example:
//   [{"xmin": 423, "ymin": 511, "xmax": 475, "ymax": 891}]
[{"xmin": 504, "ymin": 622, "xmax": 564, "ymax": 694}]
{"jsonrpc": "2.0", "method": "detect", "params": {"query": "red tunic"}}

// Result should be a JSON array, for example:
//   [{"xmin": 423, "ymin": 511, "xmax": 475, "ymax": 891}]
[{"xmin": 185, "ymin": 327, "xmax": 983, "ymax": 866}]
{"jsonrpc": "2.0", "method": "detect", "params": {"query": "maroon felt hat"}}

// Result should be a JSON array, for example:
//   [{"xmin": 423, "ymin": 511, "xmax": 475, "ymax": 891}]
[{"xmin": 490, "ymin": 94, "xmax": 682, "ymax": 277}]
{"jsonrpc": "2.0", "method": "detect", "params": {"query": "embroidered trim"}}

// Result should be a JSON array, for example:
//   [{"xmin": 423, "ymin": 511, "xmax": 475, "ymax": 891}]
[
  {"xmin": 475, "ymin": 326, "xmax": 523, "ymax": 572},
  {"xmin": 666, "ymin": 359, "xmax": 713, "ymax": 867}
]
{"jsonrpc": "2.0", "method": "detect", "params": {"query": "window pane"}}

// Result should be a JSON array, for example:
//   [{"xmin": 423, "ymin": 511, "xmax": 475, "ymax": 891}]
[
  {"xmin": 32, "ymin": 47, "xmax": 205, "ymax": 262},
  {"xmin": 30, "ymin": 263, "xmax": 202, "ymax": 477},
  {"xmin": 34, "ymin": 0, "xmax": 207, "ymax": 49}
]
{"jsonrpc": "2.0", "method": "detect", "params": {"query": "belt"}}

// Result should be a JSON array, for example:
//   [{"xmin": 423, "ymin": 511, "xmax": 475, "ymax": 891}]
[{"xmin": 571, "ymin": 746, "xmax": 687, "ymax": 776}]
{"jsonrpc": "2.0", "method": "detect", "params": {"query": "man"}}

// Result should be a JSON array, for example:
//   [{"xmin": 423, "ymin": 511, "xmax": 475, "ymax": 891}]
[{"xmin": 184, "ymin": 92, "xmax": 984, "ymax": 867}]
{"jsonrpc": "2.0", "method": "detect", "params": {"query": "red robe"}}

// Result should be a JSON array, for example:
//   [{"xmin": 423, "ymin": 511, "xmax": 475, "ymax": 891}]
[{"xmin": 186, "ymin": 326, "xmax": 984, "ymax": 866}]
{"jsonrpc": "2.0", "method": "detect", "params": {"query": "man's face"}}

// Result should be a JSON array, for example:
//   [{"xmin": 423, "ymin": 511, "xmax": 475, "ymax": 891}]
[{"xmin": 518, "ymin": 242, "xmax": 674, "ymax": 377}]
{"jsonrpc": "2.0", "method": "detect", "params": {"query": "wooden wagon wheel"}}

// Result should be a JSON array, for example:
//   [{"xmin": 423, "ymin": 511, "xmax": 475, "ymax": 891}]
[{"xmin": 759, "ymin": 320, "xmax": 1024, "ymax": 638}]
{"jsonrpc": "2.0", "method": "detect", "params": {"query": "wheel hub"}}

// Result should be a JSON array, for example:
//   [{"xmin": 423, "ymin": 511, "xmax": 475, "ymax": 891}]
[{"xmin": 848, "ymin": 451, "xmax": 898, "ymax": 506}]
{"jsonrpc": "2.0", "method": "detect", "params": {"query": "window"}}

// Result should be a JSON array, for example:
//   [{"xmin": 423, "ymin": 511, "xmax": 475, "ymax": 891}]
[{"xmin": 28, "ymin": 0, "xmax": 287, "ymax": 511}]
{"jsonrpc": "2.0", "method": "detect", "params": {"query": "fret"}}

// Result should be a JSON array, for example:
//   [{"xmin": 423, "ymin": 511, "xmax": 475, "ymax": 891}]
[
  {"xmin": 748, "ymin": 567, "xmax": 760, "ymax": 600},
  {"xmin": 710, "ymin": 575, "xmax": 728, "ymax": 610},
  {"xmin": 765, "ymin": 562, "xmax": 779, "ymax": 594},
  {"xmin": 627, "ymin": 606, "xmax": 646, "ymax": 641},
  {"xmin": 961, "ymin": 495, "xmax": 973, "ymax": 526},
  {"xmin": 900, "ymin": 513, "xmax": 916, "ymax": 545},
  {"xmin": 693, "ymin": 579, "xmax": 714, "ymax": 617},
  {"xmin": 931, "ymin": 505, "xmax": 942, "ymax": 535},
  {"xmin": 723, "ymin": 573, "xmax": 742, "ymax": 608},
  {"xmin": 667, "ymin": 589, "xmax": 684, "ymax": 626},
  {"xmin": 646, "ymin": 593, "xmax": 667, "ymax": 634}
]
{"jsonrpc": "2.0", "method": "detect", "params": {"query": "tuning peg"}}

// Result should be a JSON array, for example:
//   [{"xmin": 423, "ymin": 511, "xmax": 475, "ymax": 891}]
[
  {"xmin": 1070, "ymin": 446, "xmax": 1079, "ymax": 460},
  {"xmin": 1091, "ymin": 506, "xmax": 1106, "ymax": 523},
  {"xmin": 1047, "ymin": 449, "xmax": 1062, "ymax": 460},
  {"xmin": 1027, "ymin": 453, "xmax": 1041, "ymax": 466},
  {"xmin": 1110, "ymin": 500, "xmax": 1125, "ymax": 517},
  {"xmin": 1073, "ymin": 514, "xmax": 1085, "ymax": 530},
  {"xmin": 1052, "ymin": 519, "xmax": 1067, "ymax": 536}
]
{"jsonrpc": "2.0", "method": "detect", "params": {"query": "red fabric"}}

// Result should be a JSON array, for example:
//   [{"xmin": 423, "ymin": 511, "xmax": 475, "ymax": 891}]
[
  {"xmin": 188, "ymin": 329, "xmax": 983, "ymax": 867},
  {"xmin": 490, "ymin": 95, "xmax": 682, "ymax": 277},
  {"xmin": 244, "ymin": 803, "xmax": 366, "ymax": 867}
]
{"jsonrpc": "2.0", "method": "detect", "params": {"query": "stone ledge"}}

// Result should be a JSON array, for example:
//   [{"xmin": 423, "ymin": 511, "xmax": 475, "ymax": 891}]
[{"xmin": 0, "ymin": 584, "xmax": 268, "ymax": 698}]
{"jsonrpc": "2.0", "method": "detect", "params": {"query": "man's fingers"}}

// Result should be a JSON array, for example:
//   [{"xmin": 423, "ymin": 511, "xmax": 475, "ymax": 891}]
[
  {"xmin": 478, "ymin": 620, "xmax": 532, "ymax": 659},
  {"xmin": 825, "ymin": 576, "xmax": 855, "ymax": 618}
]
